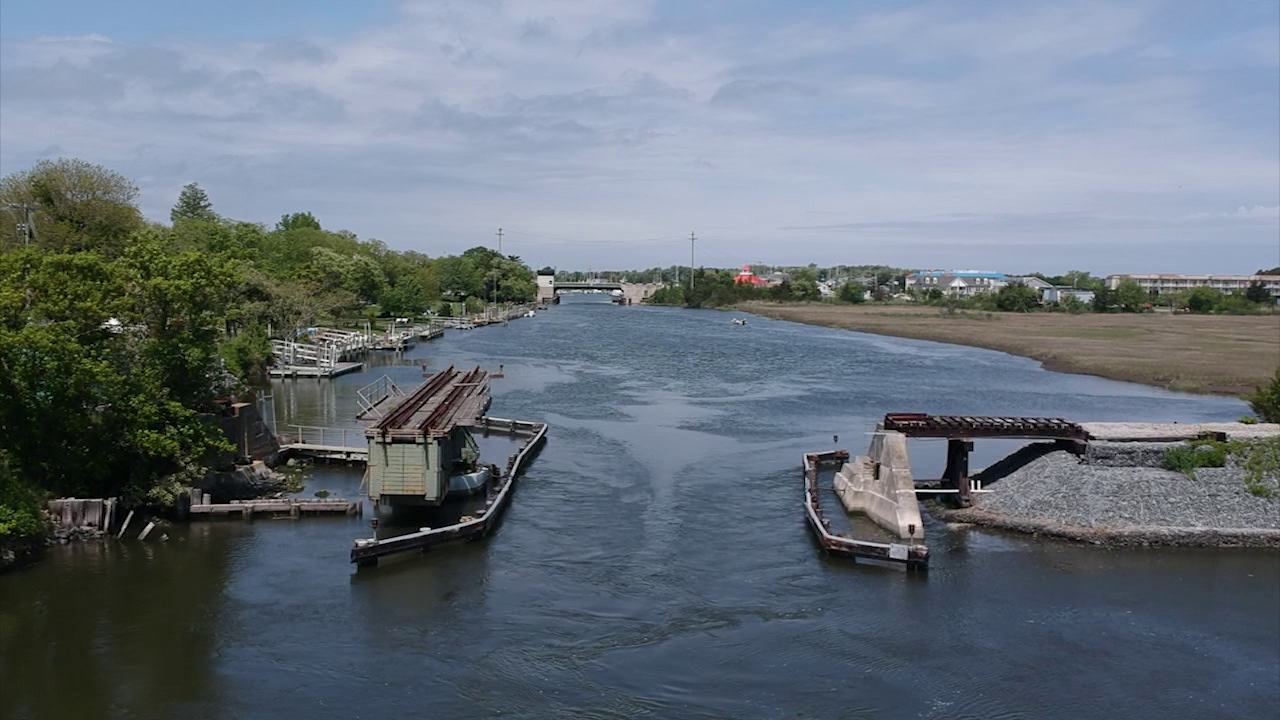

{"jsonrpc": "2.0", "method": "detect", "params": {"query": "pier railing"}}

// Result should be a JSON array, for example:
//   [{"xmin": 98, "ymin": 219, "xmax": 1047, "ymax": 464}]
[
  {"xmin": 356, "ymin": 375, "xmax": 403, "ymax": 419},
  {"xmin": 284, "ymin": 424, "xmax": 366, "ymax": 450}
]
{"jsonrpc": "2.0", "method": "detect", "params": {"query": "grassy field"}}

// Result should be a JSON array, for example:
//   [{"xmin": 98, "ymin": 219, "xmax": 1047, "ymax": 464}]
[{"xmin": 738, "ymin": 302, "xmax": 1280, "ymax": 396}]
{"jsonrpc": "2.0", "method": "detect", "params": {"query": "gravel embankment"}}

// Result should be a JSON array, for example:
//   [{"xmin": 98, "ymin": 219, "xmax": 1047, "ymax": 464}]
[{"xmin": 934, "ymin": 442, "xmax": 1280, "ymax": 547}]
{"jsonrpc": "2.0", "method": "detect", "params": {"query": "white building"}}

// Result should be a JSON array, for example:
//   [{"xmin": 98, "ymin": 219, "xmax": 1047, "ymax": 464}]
[
  {"xmin": 1042, "ymin": 286, "xmax": 1096, "ymax": 305},
  {"xmin": 905, "ymin": 271, "xmax": 1051, "ymax": 297},
  {"xmin": 1106, "ymin": 274, "xmax": 1280, "ymax": 301}
]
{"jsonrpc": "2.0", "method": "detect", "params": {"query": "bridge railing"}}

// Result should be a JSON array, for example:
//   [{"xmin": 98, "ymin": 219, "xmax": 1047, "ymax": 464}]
[{"xmin": 284, "ymin": 424, "xmax": 366, "ymax": 450}]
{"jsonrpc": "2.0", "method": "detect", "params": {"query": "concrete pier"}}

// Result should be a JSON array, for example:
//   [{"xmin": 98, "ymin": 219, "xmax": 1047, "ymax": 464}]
[{"xmin": 833, "ymin": 430, "xmax": 926, "ymax": 541}]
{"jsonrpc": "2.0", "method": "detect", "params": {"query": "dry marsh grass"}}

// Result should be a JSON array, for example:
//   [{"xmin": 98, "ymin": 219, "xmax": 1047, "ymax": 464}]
[{"xmin": 739, "ymin": 302, "xmax": 1280, "ymax": 395}]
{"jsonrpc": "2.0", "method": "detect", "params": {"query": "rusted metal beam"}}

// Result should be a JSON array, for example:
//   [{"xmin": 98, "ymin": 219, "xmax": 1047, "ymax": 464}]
[{"xmin": 882, "ymin": 413, "xmax": 1087, "ymax": 440}]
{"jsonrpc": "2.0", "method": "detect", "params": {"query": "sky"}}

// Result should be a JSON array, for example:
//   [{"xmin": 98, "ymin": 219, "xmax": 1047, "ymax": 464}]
[{"xmin": 1, "ymin": 0, "xmax": 1277, "ymax": 274}]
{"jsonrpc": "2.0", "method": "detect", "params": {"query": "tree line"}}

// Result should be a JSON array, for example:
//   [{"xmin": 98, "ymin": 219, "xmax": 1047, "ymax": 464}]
[{"xmin": 0, "ymin": 158, "xmax": 535, "ymax": 539}]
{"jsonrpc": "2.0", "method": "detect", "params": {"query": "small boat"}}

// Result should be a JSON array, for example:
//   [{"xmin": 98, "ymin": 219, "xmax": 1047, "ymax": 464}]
[
  {"xmin": 731, "ymin": 317, "xmax": 748, "ymax": 325},
  {"xmin": 524, "ymin": 310, "xmax": 536, "ymax": 318},
  {"xmin": 447, "ymin": 464, "xmax": 492, "ymax": 497}
]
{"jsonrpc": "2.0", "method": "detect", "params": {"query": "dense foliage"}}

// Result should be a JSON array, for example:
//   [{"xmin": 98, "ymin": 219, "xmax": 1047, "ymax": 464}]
[
  {"xmin": 0, "ymin": 158, "xmax": 534, "ymax": 537},
  {"xmin": 1247, "ymin": 368, "xmax": 1280, "ymax": 424}
]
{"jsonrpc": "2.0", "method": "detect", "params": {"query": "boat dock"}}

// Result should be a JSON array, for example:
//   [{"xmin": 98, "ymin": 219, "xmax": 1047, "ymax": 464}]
[
  {"xmin": 187, "ymin": 496, "xmax": 362, "ymax": 518},
  {"xmin": 803, "ymin": 450, "xmax": 929, "ymax": 570},
  {"xmin": 351, "ymin": 417, "xmax": 548, "ymax": 567}
]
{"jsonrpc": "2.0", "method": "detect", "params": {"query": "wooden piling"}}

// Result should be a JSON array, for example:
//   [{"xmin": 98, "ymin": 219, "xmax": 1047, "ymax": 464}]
[{"xmin": 117, "ymin": 510, "xmax": 135, "ymax": 539}]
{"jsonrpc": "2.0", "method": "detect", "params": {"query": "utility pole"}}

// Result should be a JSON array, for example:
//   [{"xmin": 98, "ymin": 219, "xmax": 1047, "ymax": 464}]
[
  {"xmin": 492, "ymin": 228, "xmax": 503, "ymax": 314},
  {"xmin": 689, "ymin": 230, "xmax": 696, "ymax": 294},
  {"xmin": 5, "ymin": 203, "xmax": 36, "ymax": 247}
]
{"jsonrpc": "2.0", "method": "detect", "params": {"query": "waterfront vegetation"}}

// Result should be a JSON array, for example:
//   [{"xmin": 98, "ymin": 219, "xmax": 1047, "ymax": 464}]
[
  {"xmin": 739, "ymin": 302, "xmax": 1280, "ymax": 396},
  {"xmin": 1162, "ymin": 437, "xmax": 1280, "ymax": 498},
  {"xmin": 0, "ymin": 158, "xmax": 536, "ymax": 539},
  {"xmin": 648, "ymin": 266, "xmax": 1277, "ymax": 315}
]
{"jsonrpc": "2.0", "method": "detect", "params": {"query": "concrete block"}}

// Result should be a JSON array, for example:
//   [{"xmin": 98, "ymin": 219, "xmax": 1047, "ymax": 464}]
[{"xmin": 833, "ymin": 431, "xmax": 925, "ymax": 541}]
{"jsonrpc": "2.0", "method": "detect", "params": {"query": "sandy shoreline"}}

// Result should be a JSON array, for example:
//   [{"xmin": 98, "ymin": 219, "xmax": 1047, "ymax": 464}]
[{"xmin": 738, "ymin": 301, "xmax": 1279, "ymax": 396}]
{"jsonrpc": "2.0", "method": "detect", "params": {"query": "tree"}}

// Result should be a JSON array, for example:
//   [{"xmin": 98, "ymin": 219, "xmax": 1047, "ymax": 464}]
[
  {"xmin": 276, "ymin": 212, "xmax": 321, "ymax": 232},
  {"xmin": 839, "ymin": 281, "xmax": 867, "ymax": 304},
  {"xmin": 995, "ymin": 281, "xmax": 1040, "ymax": 312},
  {"xmin": 0, "ymin": 158, "xmax": 143, "ymax": 254},
  {"xmin": 1113, "ymin": 279, "xmax": 1147, "ymax": 312},
  {"xmin": 170, "ymin": 182, "xmax": 218, "ymax": 223},
  {"xmin": 1186, "ymin": 287, "xmax": 1223, "ymax": 313},
  {"xmin": 1091, "ymin": 287, "xmax": 1113, "ymax": 313},
  {"xmin": 1245, "ymin": 281, "xmax": 1272, "ymax": 305},
  {"xmin": 1247, "ymin": 367, "xmax": 1280, "ymax": 423}
]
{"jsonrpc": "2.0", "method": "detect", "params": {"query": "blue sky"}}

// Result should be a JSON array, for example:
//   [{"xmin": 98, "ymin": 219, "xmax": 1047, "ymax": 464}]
[{"xmin": 1, "ymin": 0, "xmax": 1277, "ymax": 273}]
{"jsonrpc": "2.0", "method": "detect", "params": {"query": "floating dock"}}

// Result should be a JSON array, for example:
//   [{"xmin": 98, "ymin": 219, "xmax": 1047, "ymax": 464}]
[
  {"xmin": 269, "ymin": 361, "xmax": 365, "ymax": 379},
  {"xmin": 352, "ymin": 417, "xmax": 548, "ymax": 566},
  {"xmin": 803, "ymin": 450, "xmax": 929, "ymax": 570}
]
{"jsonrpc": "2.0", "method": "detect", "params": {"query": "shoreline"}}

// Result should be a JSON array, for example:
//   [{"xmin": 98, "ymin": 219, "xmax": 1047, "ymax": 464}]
[
  {"xmin": 929, "ymin": 505, "xmax": 1280, "ymax": 548},
  {"xmin": 737, "ymin": 301, "xmax": 1277, "ymax": 396}
]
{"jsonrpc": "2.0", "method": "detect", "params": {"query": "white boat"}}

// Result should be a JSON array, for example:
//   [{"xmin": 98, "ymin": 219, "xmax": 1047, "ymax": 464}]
[
  {"xmin": 731, "ymin": 318, "xmax": 748, "ymax": 325},
  {"xmin": 524, "ymin": 310, "xmax": 536, "ymax": 318},
  {"xmin": 446, "ymin": 465, "xmax": 492, "ymax": 496}
]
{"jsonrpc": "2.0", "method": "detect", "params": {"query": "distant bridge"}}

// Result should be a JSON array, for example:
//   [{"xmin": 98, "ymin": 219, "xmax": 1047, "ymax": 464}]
[{"xmin": 536, "ymin": 275, "xmax": 663, "ymax": 306}]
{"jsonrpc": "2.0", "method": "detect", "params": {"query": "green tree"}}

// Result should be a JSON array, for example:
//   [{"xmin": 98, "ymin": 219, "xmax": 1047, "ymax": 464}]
[
  {"xmin": 1245, "ymin": 281, "xmax": 1272, "ymax": 304},
  {"xmin": 170, "ymin": 182, "xmax": 218, "ymax": 223},
  {"xmin": 1113, "ymin": 279, "xmax": 1147, "ymax": 312},
  {"xmin": 995, "ymin": 281, "xmax": 1040, "ymax": 312},
  {"xmin": 0, "ymin": 158, "xmax": 143, "ymax": 254},
  {"xmin": 839, "ymin": 281, "xmax": 867, "ymax": 303},
  {"xmin": 276, "ymin": 212, "xmax": 321, "ymax": 232},
  {"xmin": 1247, "ymin": 368, "xmax": 1280, "ymax": 423},
  {"xmin": 1185, "ymin": 287, "xmax": 1223, "ymax": 313}
]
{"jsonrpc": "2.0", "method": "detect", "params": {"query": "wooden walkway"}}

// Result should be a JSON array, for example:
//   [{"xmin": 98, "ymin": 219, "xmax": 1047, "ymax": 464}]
[
  {"xmin": 269, "ymin": 361, "xmax": 365, "ymax": 379},
  {"xmin": 189, "ymin": 497, "xmax": 362, "ymax": 518}
]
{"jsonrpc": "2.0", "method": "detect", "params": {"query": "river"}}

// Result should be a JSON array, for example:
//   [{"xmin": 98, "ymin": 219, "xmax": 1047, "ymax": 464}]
[{"xmin": 3, "ymin": 296, "xmax": 1277, "ymax": 720}]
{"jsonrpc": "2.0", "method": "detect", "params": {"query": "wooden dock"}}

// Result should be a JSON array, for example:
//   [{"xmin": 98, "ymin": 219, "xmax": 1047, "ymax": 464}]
[
  {"xmin": 351, "ymin": 417, "xmax": 547, "ymax": 566},
  {"xmin": 189, "ymin": 497, "xmax": 362, "ymax": 518},
  {"xmin": 803, "ymin": 450, "xmax": 929, "ymax": 570},
  {"xmin": 269, "ymin": 361, "xmax": 365, "ymax": 379}
]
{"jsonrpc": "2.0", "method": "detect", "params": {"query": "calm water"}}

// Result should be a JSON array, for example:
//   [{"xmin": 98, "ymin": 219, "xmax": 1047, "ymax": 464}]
[{"xmin": 3, "ymin": 297, "xmax": 1277, "ymax": 720}]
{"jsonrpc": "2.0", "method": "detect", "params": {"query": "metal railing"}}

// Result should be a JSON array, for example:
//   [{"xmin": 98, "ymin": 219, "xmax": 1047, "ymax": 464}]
[
  {"xmin": 356, "ymin": 375, "xmax": 403, "ymax": 419},
  {"xmin": 286, "ymin": 424, "xmax": 366, "ymax": 450}
]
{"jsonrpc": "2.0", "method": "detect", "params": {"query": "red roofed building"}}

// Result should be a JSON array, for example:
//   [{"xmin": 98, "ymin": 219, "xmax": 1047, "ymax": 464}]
[{"xmin": 734, "ymin": 265, "xmax": 767, "ymax": 286}]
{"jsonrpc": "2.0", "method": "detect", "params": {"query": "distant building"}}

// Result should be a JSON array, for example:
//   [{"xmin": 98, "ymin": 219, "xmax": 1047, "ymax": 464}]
[
  {"xmin": 906, "ymin": 270, "xmax": 1007, "ymax": 296},
  {"xmin": 1042, "ymin": 286, "xmax": 1096, "ymax": 305},
  {"xmin": 734, "ymin": 265, "xmax": 768, "ymax": 286},
  {"xmin": 1106, "ymin": 274, "xmax": 1280, "ymax": 301}
]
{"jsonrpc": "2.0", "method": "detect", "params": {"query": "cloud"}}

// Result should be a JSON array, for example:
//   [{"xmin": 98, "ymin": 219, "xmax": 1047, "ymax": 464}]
[
  {"xmin": 1234, "ymin": 205, "xmax": 1280, "ymax": 219},
  {"xmin": 0, "ymin": 0, "xmax": 1277, "ymax": 273}
]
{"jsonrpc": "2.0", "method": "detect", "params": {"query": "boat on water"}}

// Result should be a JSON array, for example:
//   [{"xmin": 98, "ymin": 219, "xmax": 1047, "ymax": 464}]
[{"xmin": 731, "ymin": 317, "xmax": 748, "ymax": 325}]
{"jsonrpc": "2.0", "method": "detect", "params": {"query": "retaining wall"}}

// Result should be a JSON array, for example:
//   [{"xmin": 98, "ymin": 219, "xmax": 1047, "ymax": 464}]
[{"xmin": 833, "ymin": 430, "xmax": 926, "ymax": 541}]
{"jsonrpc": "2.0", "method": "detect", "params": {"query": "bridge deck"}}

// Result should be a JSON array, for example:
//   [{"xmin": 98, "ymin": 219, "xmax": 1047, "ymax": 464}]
[
  {"xmin": 882, "ymin": 413, "xmax": 1088, "ymax": 441},
  {"xmin": 372, "ymin": 366, "xmax": 491, "ymax": 438}
]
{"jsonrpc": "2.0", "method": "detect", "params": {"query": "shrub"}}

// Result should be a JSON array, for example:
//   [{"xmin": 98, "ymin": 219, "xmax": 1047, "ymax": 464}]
[
  {"xmin": 1162, "ymin": 439, "xmax": 1227, "ymax": 478},
  {"xmin": 1239, "ymin": 416, "xmax": 1259, "ymax": 425},
  {"xmin": 1230, "ymin": 437, "xmax": 1280, "ymax": 498},
  {"xmin": 1246, "ymin": 368, "xmax": 1280, "ymax": 423},
  {"xmin": 0, "ymin": 455, "xmax": 47, "ymax": 539}
]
